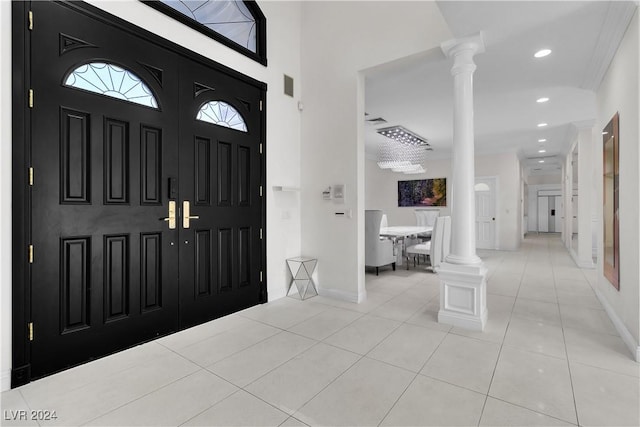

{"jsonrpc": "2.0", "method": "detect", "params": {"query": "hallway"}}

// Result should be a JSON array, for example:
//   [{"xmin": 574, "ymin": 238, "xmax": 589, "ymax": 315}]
[{"xmin": 1, "ymin": 234, "xmax": 638, "ymax": 426}]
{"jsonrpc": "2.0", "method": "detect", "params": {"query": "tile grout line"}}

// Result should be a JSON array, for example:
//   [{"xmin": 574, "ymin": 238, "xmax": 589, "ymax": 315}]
[
  {"xmin": 16, "ymin": 388, "xmax": 42, "ymax": 427},
  {"xmin": 177, "ymin": 388, "xmax": 245, "ymax": 427},
  {"xmin": 376, "ymin": 318, "xmax": 451, "ymax": 427},
  {"xmin": 274, "ymin": 352, "xmax": 366, "ymax": 423},
  {"xmin": 556, "ymin": 270, "xmax": 582, "ymax": 427},
  {"xmin": 477, "ymin": 246, "xmax": 533, "ymax": 427},
  {"xmin": 486, "ymin": 396, "xmax": 580, "ymax": 426},
  {"xmin": 552, "ymin": 235, "xmax": 582, "ymax": 426},
  {"xmin": 206, "ymin": 304, "xmax": 402, "ymax": 423},
  {"xmin": 79, "ymin": 363, "xmax": 204, "ymax": 426},
  {"xmin": 375, "ymin": 371, "xmax": 421, "ymax": 427}
]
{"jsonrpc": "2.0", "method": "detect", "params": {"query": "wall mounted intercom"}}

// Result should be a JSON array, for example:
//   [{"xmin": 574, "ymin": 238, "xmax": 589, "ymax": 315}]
[{"xmin": 322, "ymin": 187, "xmax": 332, "ymax": 200}]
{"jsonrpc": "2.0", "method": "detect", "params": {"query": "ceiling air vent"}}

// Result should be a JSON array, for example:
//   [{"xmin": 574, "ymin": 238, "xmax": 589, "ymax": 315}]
[{"xmin": 366, "ymin": 117, "xmax": 387, "ymax": 124}]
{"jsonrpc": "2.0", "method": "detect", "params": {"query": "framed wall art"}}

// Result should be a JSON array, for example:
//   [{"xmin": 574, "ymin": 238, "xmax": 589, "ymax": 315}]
[{"xmin": 398, "ymin": 178, "xmax": 447, "ymax": 207}]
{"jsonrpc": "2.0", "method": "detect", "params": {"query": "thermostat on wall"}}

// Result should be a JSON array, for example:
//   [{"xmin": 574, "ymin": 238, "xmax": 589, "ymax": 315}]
[{"xmin": 333, "ymin": 184, "xmax": 345, "ymax": 204}]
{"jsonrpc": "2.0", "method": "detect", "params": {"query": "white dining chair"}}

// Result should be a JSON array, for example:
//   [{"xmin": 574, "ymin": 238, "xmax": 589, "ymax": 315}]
[
  {"xmin": 414, "ymin": 208, "xmax": 439, "ymax": 240},
  {"xmin": 379, "ymin": 214, "xmax": 389, "ymax": 241},
  {"xmin": 405, "ymin": 216, "xmax": 448, "ymax": 271},
  {"xmin": 365, "ymin": 210, "xmax": 396, "ymax": 275},
  {"xmin": 380, "ymin": 214, "xmax": 388, "ymax": 229}
]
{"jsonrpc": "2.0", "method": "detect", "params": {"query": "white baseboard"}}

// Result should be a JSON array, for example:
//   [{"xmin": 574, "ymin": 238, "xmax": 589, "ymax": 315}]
[
  {"xmin": 577, "ymin": 259, "xmax": 596, "ymax": 269},
  {"xmin": 569, "ymin": 247, "xmax": 596, "ymax": 269},
  {"xmin": 438, "ymin": 309, "xmax": 487, "ymax": 331},
  {"xmin": 318, "ymin": 287, "xmax": 360, "ymax": 303},
  {"xmin": 1, "ymin": 368, "xmax": 10, "ymax": 392},
  {"xmin": 268, "ymin": 289, "xmax": 287, "ymax": 302},
  {"xmin": 593, "ymin": 286, "xmax": 640, "ymax": 362}
]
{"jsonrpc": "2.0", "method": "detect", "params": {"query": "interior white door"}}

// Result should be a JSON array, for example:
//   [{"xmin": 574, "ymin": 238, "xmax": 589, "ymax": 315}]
[
  {"xmin": 475, "ymin": 178, "xmax": 496, "ymax": 249},
  {"xmin": 538, "ymin": 196, "xmax": 549, "ymax": 232},
  {"xmin": 554, "ymin": 195, "xmax": 563, "ymax": 233}
]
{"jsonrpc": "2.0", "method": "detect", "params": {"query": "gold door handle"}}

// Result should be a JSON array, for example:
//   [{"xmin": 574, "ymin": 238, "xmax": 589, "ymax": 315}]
[
  {"xmin": 160, "ymin": 200, "xmax": 176, "ymax": 229},
  {"xmin": 183, "ymin": 200, "xmax": 200, "ymax": 229}
]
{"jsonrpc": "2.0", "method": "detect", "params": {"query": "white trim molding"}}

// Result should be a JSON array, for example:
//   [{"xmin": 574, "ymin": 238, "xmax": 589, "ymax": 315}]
[
  {"xmin": 1, "ymin": 369, "xmax": 10, "ymax": 392},
  {"xmin": 437, "ymin": 262, "xmax": 488, "ymax": 331},
  {"xmin": 318, "ymin": 287, "xmax": 361, "ymax": 304},
  {"xmin": 593, "ymin": 286, "xmax": 640, "ymax": 362}
]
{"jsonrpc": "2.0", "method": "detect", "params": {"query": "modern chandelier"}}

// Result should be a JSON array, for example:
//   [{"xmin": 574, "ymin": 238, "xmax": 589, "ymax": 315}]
[{"xmin": 376, "ymin": 125, "xmax": 431, "ymax": 174}]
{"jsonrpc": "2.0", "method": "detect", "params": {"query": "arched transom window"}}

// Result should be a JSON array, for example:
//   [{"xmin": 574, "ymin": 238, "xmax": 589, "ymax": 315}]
[
  {"xmin": 197, "ymin": 101, "xmax": 248, "ymax": 132},
  {"xmin": 64, "ymin": 62, "xmax": 159, "ymax": 109},
  {"xmin": 474, "ymin": 183, "xmax": 491, "ymax": 192},
  {"xmin": 145, "ymin": 0, "xmax": 267, "ymax": 65}
]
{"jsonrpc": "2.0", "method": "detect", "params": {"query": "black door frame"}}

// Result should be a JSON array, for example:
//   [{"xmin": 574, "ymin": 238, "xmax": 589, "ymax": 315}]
[{"xmin": 11, "ymin": 0, "xmax": 267, "ymax": 388}]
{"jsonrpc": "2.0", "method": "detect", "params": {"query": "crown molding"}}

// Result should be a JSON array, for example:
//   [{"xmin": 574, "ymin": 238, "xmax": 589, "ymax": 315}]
[{"xmin": 581, "ymin": 2, "xmax": 637, "ymax": 91}]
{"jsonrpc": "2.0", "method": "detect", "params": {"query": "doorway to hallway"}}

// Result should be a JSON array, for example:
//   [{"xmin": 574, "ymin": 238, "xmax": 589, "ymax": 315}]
[{"xmin": 537, "ymin": 191, "xmax": 563, "ymax": 233}]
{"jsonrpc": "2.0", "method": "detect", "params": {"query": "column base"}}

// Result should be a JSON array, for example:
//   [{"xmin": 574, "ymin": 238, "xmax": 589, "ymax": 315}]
[{"xmin": 436, "ymin": 261, "xmax": 488, "ymax": 331}]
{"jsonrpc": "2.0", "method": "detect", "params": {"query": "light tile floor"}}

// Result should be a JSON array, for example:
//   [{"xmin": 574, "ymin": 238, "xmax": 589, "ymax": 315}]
[{"xmin": 1, "ymin": 234, "xmax": 639, "ymax": 426}]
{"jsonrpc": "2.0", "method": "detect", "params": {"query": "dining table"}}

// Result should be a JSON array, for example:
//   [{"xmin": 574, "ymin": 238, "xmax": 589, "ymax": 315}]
[{"xmin": 379, "ymin": 225, "xmax": 433, "ymax": 265}]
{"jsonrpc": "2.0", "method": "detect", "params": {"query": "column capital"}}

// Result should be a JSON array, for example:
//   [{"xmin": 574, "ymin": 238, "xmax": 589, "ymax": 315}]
[{"xmin": 440, "ymin": 32, "xmax": 485, "ymax": 61}]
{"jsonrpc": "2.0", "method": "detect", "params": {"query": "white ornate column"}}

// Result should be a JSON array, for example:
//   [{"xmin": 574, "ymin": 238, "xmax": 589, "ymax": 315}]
[{"xmin": 437, "ymin": 34, "xmax": 488, "ymax": 331}]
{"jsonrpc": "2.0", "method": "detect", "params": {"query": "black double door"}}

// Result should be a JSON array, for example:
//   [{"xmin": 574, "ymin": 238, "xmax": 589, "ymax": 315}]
[{"xmin": 29, "ymin": 1, "xmax": 265, "ymax": 378}]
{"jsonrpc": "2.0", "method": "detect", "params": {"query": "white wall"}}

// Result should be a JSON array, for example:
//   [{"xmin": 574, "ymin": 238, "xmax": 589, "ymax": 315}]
[
  {"xmin": 0, "ymin": 0, "xmax": 13, "ymax": 392},
  {"xmin": 564, "ymin": 127, "xmax": 596, "ymax": 268},
  {"xmin": 299, "ymin": 2, "xmax": 451, "ymax": 302},
  {"xmin": 527, "ymin": 174, "xmax": 562, "ymax": 185},
  {"xmin": 595, "ymin": 8, "xmax": 640, "ymax": 361},
  {"xmin": 365, "ymin": 151, "xmax": 521, "ymax": 251},
  {"xmin": 0, "ymin": 0, "xmax": 304, "ymax": 391}
]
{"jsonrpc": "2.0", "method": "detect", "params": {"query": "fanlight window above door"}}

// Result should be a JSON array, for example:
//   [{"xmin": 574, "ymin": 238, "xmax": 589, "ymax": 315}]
[
  {"xmin": 64, "ymin": 62, "xmax": 159, "ymax": 109},
  {"xmin": 197, "ymin": 101, "xmax": 248, "ymax": 132},
  {"xmin": 143, "ymin": 0, "xmax": 267, "ymax": 65},
  {"xmin": 474, "ymin": 183, "xmax": 491, "ymax": 192},
  {"xmin": 161, "ymin": 0, "xmax": 256, "ymax": 51}
]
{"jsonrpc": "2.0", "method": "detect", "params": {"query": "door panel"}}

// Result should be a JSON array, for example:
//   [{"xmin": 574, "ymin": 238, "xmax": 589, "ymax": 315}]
[
  {"xmin": 178, "ymin": 60, "xmax": 263, "ymax": 328},
  {"xmin": 475, "ymin": 178, "xmax": 496, "ymax": 249},
  {"xmin": 548, "ymin": 196, "xmax": 556, "ymax": 232},
  {"xmin": 554, "ymin": 195, "xmax": 563, "ymax": 233},
  {"xmin": 538, "ymin": 196, "xmax": 549, "ymax": 232},
  {"xmin": 30, "ymin": 1, "xmax": 181, "ymax": 378}
]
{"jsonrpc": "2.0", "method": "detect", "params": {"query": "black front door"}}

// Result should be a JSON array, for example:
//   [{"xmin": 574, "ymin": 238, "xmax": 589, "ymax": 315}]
[
  {"xmin": 178, "ymin": 60, "xmax": 264, "ymax": 329},
  {"xmin": 26, "ymin": 0, "xmax": 265, "ymax": 379}
]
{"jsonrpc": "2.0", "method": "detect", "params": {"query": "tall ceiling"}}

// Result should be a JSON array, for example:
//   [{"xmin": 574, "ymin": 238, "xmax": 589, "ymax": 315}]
[{"xmin": 364, "ymin": 1, "xmax": 637, "ymax": 176}]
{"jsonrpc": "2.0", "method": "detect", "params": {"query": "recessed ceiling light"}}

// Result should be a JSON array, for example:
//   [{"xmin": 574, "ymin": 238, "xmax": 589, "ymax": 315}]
[
  {"xmin": 536, "ymin": 97, "xmax": 550, "ymax": 103},
  {"xmin": 537, "ymin": 123, "xmax": 548, "ymax": 127},
  {"xmin": 538, "ymin": 160, "xmax": 545, "ymax": 163},
  {"xmin": 602, "ymin": 131, "xmax": 609, "ymax": 135},
  {"xmin": 538, "ymin": 149, "xmax": 546, "ymax": 153},
  {"xmin": 534, "ymin": 49, "xmax": 552, "ymax": 58},
  {"xmin": 538, "ymin": 138, "xmax": 547, "ymax": 142}
]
